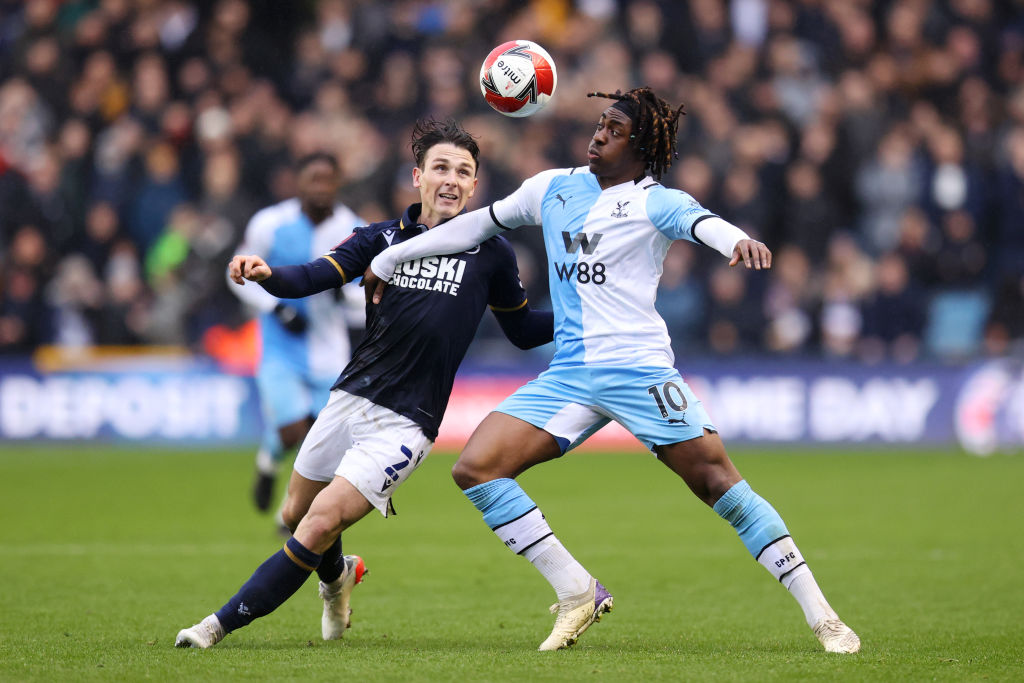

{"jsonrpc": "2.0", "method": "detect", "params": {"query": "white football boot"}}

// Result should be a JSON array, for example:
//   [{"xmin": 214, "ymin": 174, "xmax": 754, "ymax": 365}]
[
  {"xmin": 319, "ymin": 554, "xmax": 368, "ymax": 640},
  {"xmin": 812, "ymin": 617, "xmax": 861, "ymax": 653},
  {"xmin": 175, "ymin": 614, "xmax": 225, "ymax": 649},
  {"xmin": 537, "ymin": 577, "xmax": 613, "ymax": 651}
]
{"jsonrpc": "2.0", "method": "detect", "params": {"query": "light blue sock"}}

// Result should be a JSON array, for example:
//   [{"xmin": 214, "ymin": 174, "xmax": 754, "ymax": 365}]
[
  {"xmin": 463, "ymin": 478, "xmax": 538, "ymax": 529},
  {"xmin": 713, "ymin": 480, "xmax": 790, "ymax": 559},
  {"xmin": 714, "ymin": 481, "xmax": 835, "ymax": 625}
]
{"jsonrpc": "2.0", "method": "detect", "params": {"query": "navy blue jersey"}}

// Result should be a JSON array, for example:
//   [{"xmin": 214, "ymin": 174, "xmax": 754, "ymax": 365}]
[{"xmin": 320, "ymin": 204, "xmax": 529, "ymax": 440}]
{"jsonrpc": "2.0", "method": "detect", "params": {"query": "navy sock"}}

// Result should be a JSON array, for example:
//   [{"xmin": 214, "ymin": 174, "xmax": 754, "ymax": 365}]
[
  {"xmin": 214, "ymin": 536, "xmax": 321, "ymax": 633},
  {"xmin": 316, "ymin": 535, "xmax": 344, "ymax": 584}
]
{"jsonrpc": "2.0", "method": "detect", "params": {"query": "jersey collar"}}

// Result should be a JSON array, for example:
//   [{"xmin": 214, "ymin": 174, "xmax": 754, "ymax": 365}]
[
  {"xmin": 600, "ymin": 174, "xmax": 654, "ymax": 194},
  {"xmin": 399, "ymin": 203, "xmax": 425, "ymax": 231},
  {"xmin": 398, "ymin": 203, "xmax": 468, "ymax": 231}
]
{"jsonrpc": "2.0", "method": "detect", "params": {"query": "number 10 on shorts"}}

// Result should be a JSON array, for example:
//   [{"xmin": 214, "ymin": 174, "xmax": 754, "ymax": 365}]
[{"xmin": 647, "ymin": 381, "xmax": 689, "ymax": 422}]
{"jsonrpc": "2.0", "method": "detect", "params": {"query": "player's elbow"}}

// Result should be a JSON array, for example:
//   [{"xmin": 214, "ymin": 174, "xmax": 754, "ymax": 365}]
[
  {"xmin": 498, "ymin": 310, "xmax": 554, "ymax": 350},
  {"xmin": 506, "ymin": 333, "xmax": 537, "ymax": 350}
]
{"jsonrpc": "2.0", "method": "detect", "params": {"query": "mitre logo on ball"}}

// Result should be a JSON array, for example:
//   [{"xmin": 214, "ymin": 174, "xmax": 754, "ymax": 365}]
[{"xmin": 479, "ymin": 40, "xmax": 557, "ymax": 117}]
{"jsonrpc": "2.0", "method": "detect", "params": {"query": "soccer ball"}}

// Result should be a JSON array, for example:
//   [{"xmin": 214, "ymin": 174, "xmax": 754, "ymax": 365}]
[{"xmin": 479, "ymin": 40, "xmax": 557, "ymax": 118}]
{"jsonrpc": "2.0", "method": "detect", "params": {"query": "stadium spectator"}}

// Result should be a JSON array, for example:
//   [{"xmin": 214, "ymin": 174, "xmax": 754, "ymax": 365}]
[
  {"xmin": 859, "ymin": 251, "xmax": 926, "ymax": 364},
  {"xmin": 763, "ymin": 244, "xmax": 817, "ymax": 355},
  {"xmin": 705, "ymin": 261, "xmax": 767, "ymax": 355}
]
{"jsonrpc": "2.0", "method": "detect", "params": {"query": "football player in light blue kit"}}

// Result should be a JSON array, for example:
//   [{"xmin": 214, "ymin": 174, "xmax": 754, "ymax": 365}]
[
  {"xmin": 367, "ymin": 87, "xmax": 860, "ymax": 653},
  {"xmin": 229, "ymin": 152, "xmax": 362, "ymax": 513}
]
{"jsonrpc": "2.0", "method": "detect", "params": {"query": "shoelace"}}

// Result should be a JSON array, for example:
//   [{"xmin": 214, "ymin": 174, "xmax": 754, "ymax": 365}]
[
  {"xmin": 548, "ymin": 598, "xmax": 587, "ymax": 621},
  {"xmin": 814, "ymin": 618, "xmax": 843, "ymax": 636}
]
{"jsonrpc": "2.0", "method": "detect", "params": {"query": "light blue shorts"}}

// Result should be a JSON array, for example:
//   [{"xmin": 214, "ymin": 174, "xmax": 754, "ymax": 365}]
[
  {"xmin": 256, "ymin": 360, "xmax": 334, "ymax": 430},
  {"xmin": 495, "ymin": 364, "xmax": 716, "ymax": 453}
]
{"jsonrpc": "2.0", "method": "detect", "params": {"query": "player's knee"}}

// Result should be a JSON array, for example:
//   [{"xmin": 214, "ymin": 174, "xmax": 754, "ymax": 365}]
[
  {"xmin": 280, "ymin": 498, "xmax": 305, "ymax": 531},
  {"xmin": 451, "ymin": 457, "xmax": 487, "ymax": 490},
  {"xmin": 702, "ymin": 467, "xmax": 740, "ymax": 506},
  {"xmin": 296, "ymin": 508, "xmax": 343, "ymax": 550}
]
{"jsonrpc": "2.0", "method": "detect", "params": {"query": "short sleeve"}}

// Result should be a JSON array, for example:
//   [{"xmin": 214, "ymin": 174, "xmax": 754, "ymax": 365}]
[
  {"xmin": 645, "ymin": 187, "xmax": 717, "ymax": 242},
  {"xmin": 486, "ymin": 238, "xmax": 528, "ymax": 311},
  {"xmin": 491, "ymin": 168, "xmax": 568, "ymax": 229}
]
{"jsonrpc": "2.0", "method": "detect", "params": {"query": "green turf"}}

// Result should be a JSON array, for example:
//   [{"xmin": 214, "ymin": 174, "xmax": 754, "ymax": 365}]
[{"xmin": 1, "ymin": 443, "xmax": 1022, "ymax": 681}]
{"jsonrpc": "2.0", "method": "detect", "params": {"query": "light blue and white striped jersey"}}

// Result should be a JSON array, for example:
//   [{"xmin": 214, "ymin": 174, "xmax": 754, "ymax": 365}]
[
  {"xmin": 230, "ymin": 198, "xmax": 363, "ymax": 379},
  {"xmin": 492, "ymin": 167, "xmax": 715, "ymax": 369}
]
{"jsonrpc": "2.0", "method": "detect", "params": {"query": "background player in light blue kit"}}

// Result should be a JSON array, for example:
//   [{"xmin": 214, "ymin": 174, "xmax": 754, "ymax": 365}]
[
  {"xmin": 176, "ymin": 119, "xmax": 553, "ymax": 649},
  {"xmin": 228, "ymin": 153, "xmax": 362, "ymax": 514},
  {"xmin": 367, "ymin": 88, "xmax": 860, "ymax": 654}
]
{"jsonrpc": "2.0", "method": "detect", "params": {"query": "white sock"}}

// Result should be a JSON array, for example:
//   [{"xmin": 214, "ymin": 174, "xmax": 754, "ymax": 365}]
[
  {"xmin": 756, "ymin": 536, "xmax": 837, "ymax": 626},
  {"xmin": 523, "ymin": 537, "xmax": 591, "ymax": 601},
  {"xmin": 787, "ymin": 570, "xmax": 838, "ymax": 627},
  {"xmin": 256, "ymin": 447, "xmax": 276, "ymax": 475}
]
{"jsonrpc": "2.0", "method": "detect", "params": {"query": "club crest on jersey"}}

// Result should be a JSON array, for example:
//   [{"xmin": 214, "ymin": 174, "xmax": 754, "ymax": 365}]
[{"xmin": 610, "ymin": 200, "xmax": 631, "ymax": 218}]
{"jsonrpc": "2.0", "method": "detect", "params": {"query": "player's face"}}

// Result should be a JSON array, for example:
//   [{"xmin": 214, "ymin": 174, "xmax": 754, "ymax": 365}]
[
  {"xmin": 588, "ymin": 107, "xmax": 645, "ymax": 186},
  {"xmin": 414, "ymin": 142, "xmax": 478, "ymax": 227},
  {"xmin": 296, "ymin": 159, "xmax": 340, "ymax": 212}
]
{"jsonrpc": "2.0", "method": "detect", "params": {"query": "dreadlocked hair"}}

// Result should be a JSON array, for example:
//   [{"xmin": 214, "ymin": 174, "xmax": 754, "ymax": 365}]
[{"xmin": 588, "ymin": 87, "xmax": 685, "ymax": 180}]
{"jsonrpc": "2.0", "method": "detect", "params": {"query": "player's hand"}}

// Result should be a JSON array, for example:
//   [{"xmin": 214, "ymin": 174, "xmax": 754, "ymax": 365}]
[
  {"xmin": 361, "ymin": 266, "xmax": 389, "ymax": 305},
  {"xmin": 729, "ymin": 239, "xmax": 772, "ymax": 270},
  {"xmin": 229, "ymin": 254, "xmax": 272, "ymax": 283},
  {"xmin": 273, "ymin": 303, "xmax": 307, "ymax": 333}
]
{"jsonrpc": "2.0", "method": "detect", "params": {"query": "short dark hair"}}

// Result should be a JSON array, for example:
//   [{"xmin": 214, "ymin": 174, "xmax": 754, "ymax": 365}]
[
  {"xmin": 411, "ymin": 118, "xmax": 479, "ymax": 171},
  {"xmin": 588, "ymin": 87, "xmax": 685, "ymax": 180},
  {"xmin": 295, "ymin": 151, "xmax": 339, "ymax": 173}
]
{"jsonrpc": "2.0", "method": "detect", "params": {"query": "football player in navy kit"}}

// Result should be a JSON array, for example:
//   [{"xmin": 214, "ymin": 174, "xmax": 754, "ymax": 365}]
[{"xmin": 175, "ymin": 119, "xmax": 552, "ymax": 649}]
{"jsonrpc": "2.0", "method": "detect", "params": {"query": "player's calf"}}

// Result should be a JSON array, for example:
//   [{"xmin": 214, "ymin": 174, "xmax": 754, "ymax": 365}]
[{"xmin": 714, "ymin": 480, "xmax": 860, "ymax": 653}]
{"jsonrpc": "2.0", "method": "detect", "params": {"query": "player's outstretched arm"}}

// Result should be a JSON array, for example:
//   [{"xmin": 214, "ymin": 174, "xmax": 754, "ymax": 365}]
[
  {"xmin": 367, "ymin": 207, "xmax": 503, "ymax": 303},
  {"xmin": 228, "ymin": 254, "xmax": 344, "ymax": 299},
  {"xmin": 693, "ymin": 217, "xmax": 772, "ymax": 270},
  {"xmin": 229, "ymin": 254, "xmax": 272, "ymax": 283}
]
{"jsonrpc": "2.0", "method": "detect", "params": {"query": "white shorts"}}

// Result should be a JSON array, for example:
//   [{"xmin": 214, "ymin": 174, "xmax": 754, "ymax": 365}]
[{"xmin": 293, "ymin": 390, "xmax": 434, "ymax": 517}]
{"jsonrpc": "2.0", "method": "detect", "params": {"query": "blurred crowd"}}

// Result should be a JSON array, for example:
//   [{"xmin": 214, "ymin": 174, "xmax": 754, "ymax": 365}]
[{"xmin": 1, "ymin": 0, "xmax": 1022, "ymax": 364}]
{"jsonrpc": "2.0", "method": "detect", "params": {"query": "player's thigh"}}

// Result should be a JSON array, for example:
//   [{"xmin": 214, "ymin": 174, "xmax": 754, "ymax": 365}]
[
  {"xmin": 454, "ymin": 412, "xmax": 563, "ymax": 486},
  {"xmin": 597, "ymin": 366, "xmax": 716, "ymax": 452},
  {"xmin": 257, "ymin": 361, "xmax": 313, "ymax": 429},
  {"xmin": 454, "ymin": 370, "xmax": 609, "ymax": 485}
]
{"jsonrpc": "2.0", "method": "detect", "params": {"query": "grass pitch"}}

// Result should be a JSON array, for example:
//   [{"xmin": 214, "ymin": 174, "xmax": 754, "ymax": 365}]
[{"xmin": 1, "ymin": 443, "xmax": 1022, "ymax": 681}]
